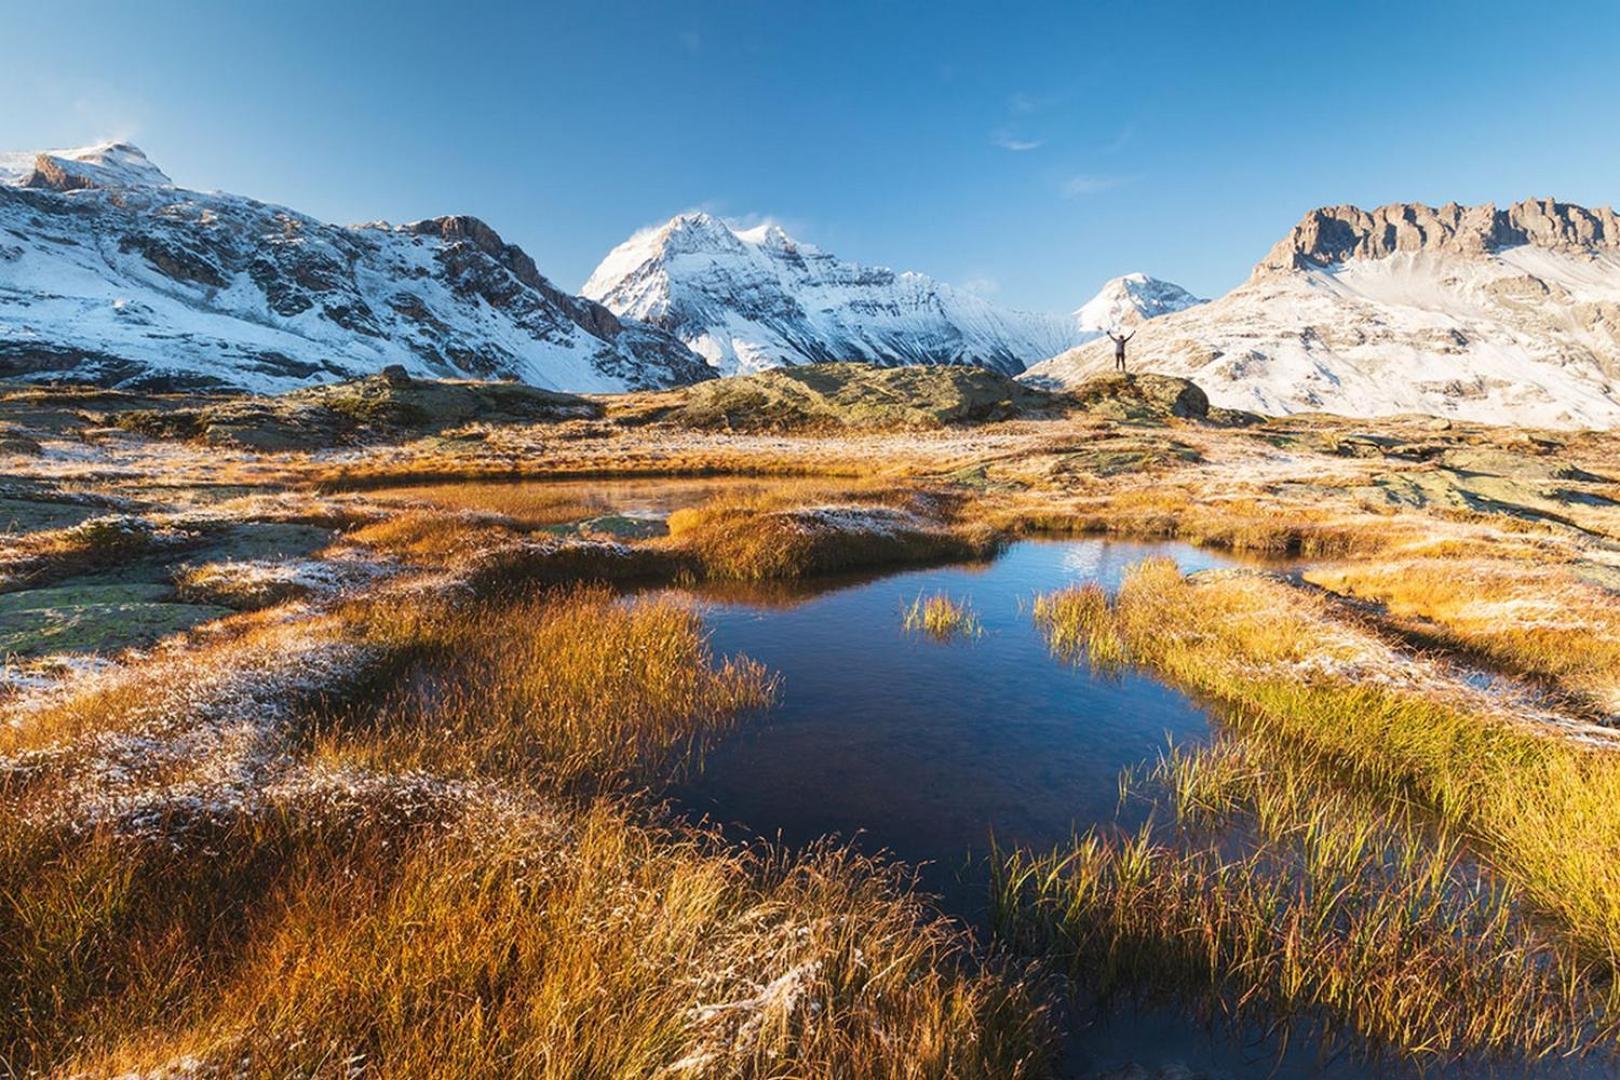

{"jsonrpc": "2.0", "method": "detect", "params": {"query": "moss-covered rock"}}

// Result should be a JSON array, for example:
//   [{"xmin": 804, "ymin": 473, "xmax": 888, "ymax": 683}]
[
  {"xmin": 0, "ymin": 582, "xmax": 231, "ymax": 657},
  {"xmin": 626, "ymin": 362, "xmax": 1063, "ymax": 431},
  {"xmin": 1062, "ymin": 372, "xmax": 1210, "ymax": 421}
]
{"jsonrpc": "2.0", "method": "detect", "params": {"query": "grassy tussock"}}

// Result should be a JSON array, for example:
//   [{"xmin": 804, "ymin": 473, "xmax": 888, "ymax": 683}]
[
  {"xmin": 341, "ymin": 586, "xmax": 776, "ymax": 791},
  {"xmin": 173, "ymin": 560, "xmax": 319, "ymax": 610},
  {"xmin": 666, "ymin": 492, "xmax": 994, "ymax": 580},
  {"xmin": 1034, "ymin": 559, "xmax": 1620, "ymax": 981},
  {"xmin": 85, "ymin": 803, "xmax": 1050, "ymax": 1078},
  {"xmin": 1309, "ymin": 557, "xmax": 1620, "ymax": 713},
  {"xmin": 1030, "ymin": 583, "xmax": 1124, "ymax": 667},
  {"xmin": 903, "ymin": 592, "xmax": 983, "ymax": 641},
  {"xmin": 347, "ymin": 507, "xmax": 524, "ymax": 561},
  {"xmin": 994, "ymin": 738, "xmax": 1599, "ymax": 1064}
]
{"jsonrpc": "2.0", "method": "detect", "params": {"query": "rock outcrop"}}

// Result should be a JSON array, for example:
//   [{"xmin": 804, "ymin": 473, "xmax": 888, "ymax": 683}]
[{"xmin": 1256, "ymin": 199, "xmax": 1620, "ymax": 274}]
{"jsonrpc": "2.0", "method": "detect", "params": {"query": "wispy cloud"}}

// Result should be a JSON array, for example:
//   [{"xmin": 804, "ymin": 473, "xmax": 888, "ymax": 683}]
[
  {"xmin": 1101, "ymin": 124, "xmax": 1136, "ymax": 155},
  {"xmin": 961, "ymin": 274, "xmax": 1001, "ymax": 297},
  {"xmin": 1060, "ymin": 173, "xmax": 1126, "ymax": 198},
  {"xmin": 991, "ymin": 128, "xmax": 1043, "ymax": 152}
]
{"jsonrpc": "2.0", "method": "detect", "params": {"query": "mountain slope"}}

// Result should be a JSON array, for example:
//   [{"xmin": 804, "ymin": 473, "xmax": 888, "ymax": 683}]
[
  {"xmin": 1023, "ymin": 199, "xmax": 1620, "ymax": 429},
  {"xmin": 584, "ymin": 212, "xmax": 1144, "ymax": 376},
  {"xmin": 0, "ymin": 142, "xmax": 713, "ymax": 393}
]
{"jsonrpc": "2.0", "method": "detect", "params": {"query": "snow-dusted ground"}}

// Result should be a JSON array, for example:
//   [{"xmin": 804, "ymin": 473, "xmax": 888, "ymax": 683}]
[
  {"xmin": 0, "ymin": 142, "xmax": 712, "ymax": 393},
  {"xmin": 583, "ymin": 212, "xmax": 1197, "ymax": 376}
]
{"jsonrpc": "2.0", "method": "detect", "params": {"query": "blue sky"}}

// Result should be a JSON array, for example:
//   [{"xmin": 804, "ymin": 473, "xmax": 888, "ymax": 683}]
[{"xmin": 4, "ymin": 1, "xmax": 1617, "ymax": 310}]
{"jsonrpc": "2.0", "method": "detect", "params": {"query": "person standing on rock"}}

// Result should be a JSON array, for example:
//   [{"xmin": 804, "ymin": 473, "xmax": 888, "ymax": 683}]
[{"xmin": 1105, "ymin": 329, "xmax": 1135, "ymax": 373}]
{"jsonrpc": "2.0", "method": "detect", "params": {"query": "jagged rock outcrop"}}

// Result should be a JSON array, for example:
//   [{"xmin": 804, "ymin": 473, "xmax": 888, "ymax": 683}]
[
  {"xmin": 1024, "ymin": 198, "xmax": 1620, "ymax": 430},
  {"xmin": 1256, "ymin": 199, "xmax": 1620, "ymax": 274},
  {"xmin": 0, "ymin": 143, "xmax": 713, "ymax": 393}
]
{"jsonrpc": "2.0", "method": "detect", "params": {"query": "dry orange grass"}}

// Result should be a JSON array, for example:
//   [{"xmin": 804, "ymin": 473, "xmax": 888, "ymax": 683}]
[
  {"xmin": 340, "ymin": 585, "xmax": 776, "ymax": 791},
  {"xmin": 666, "ymin": 490, "xmax": 994, "ymax": 581}
]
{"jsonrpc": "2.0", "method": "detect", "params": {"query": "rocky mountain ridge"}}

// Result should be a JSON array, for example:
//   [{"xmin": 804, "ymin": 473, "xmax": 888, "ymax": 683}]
[
  {"xmin": 1256, "ymin": 198, "xmax": 1620, "ymax": 274},
  {"xmin": 0, "ymin": 142, "xmax": 713, "ymax": 393}
]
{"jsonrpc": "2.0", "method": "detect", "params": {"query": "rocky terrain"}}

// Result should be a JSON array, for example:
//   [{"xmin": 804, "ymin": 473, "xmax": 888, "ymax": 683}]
[
  {"xmin": 1024, "ymin": 199, "xmax": 1620, "ymax": 430},
  {"xmin": 0, "ymin": 143, "xmax": 714, "ymax": 393},
  {"xmin": 583, "ymin": 211, "xmax": 1196, "ymax": 376}
]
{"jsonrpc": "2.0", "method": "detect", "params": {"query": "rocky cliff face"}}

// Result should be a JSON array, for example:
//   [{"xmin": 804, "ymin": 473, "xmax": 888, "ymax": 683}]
[
  {"xmin": 1024, "ymin": 198, "xmax": 1620, "ymax": 430},
  {"xmin": 0, "ymin": 143, "xmax": 713, "ymax": 393},
  {"xmin": 584, "ymin": 212, "xmax": 1087, "ymax": 376},
  {"xmin": 1256, "ymin": 198, "xmax": 1620, "ymax": 274}
]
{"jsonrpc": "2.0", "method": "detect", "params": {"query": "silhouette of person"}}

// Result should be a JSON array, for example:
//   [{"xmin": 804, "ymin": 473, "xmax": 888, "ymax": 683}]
[{"xmin": 1106, "ymin": 329, "xmax": 1135, "ymax": 373}]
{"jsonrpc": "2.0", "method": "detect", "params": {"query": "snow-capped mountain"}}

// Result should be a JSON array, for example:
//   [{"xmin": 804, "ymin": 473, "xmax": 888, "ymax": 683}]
[
  {"xmin": 1023, "ymin": 199, "xmax": 1620, "ymax": 429},
  {"xmin": 1074, "ymin": 273, "xmax": 1205, "ymax": 333},
  {"xmin": 0, "ymin": 142, "xmax": 713, "ymax": 393},
  {"xmin": 584, "ymin": 212, "xmax": 1109, "ymax": 376}
]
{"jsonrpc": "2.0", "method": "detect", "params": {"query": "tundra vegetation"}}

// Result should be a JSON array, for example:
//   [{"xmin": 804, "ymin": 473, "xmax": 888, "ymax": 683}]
[{"xmin": 3, "ymin": 364, "xmax": 1620, "ymax": 1074}]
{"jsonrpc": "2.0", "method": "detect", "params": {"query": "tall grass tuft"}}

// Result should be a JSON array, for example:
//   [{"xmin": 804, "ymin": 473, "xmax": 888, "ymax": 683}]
[
  {"xmin": 993, "ymin": 736, "xmax": 1601, "ymax": 1065},
  {"xmin": 337, "ymin": 585, "xmax": 774, "ymax": 792},
  {"xmin": 903, "ymin": 591, "xmax": 983, "ymax": 641},
  {"xmin": 1031, "ymin": 583, "xmax": 1126, "ymax": 668}
]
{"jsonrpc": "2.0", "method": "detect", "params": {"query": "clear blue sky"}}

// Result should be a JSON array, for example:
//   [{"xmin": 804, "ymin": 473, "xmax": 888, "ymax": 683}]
[{"xmin": 4, "ymin": 0, "xmax": 1617, "ymax": 310}]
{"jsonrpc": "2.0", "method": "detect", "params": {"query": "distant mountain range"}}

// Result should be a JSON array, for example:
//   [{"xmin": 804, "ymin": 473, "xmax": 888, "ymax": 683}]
[
  {"xmin": 5, "ymin": 142, "xmax": 1619, "ymax": 428},
  {"xmin": 1024, "ymin": 200, "xmax": 1620, "ymax": 429},
  {"xmin": 581, "ymin": 211, "xmax": 1199, "ymax": 376}
]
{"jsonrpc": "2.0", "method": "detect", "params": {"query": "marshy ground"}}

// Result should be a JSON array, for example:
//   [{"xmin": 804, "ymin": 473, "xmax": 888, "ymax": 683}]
[{"xmin": 4, "ymin": 364, "xmax": 1620, "ymax": 1077}]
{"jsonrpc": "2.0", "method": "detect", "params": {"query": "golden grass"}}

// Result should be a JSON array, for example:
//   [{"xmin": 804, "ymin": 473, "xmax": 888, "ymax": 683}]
[
  {"xmin": 994, "ymin": 737, "xmax": 1599, "ymax": 1064},
  {"xmin": 1033, "ymin": 558, "xmax": 1620, "ymax": 977},
  {"xmin": 338, "ymin": 585, "xmax": 776, "ymax": 792},
  {"xmin": 903, "ymin": 591, "xmax": 984, "ymax": 641},
  {"xmin": 62, "ymin": 797, "xmax": 1052, "ymax": 1078},
  {"xmin": 1030, "ymin": 583, "xmax": 1124, "ymax": 667},
  {"xmin": 666, "ymin": 491, "xmax": 995, "ymax": 580},
  {"xmin": 1309, "ymin": 557, "xmax": 1620, "ymax": 714}
]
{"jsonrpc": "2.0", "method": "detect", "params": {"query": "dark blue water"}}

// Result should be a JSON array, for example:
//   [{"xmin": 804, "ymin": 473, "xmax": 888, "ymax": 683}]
[{"xmin": 670, "ymin": 539, "xmax": 1229, "ymax": 914}]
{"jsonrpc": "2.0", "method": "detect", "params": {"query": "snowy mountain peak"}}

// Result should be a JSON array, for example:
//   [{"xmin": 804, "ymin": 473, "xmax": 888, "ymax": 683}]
[
  {"xmin": 583, "ymin": 212, "xmax": 1097, "ymax": 376},
  {"xmin": 1074, "ymin": 273, "xmax": 1205, "ymax": 332},
  {"xmin": 0, "ymin": 141, "xmax": 172, "ymax": 191}
]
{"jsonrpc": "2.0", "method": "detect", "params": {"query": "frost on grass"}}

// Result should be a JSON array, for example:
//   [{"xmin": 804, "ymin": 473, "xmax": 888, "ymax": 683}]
[
  {"xmin": 1, "ymin": 617, "xmax": 379, "ymax": 836},
  {"xmin": 174, "ymin": 550, "xmax": 393, "ymax": 610}
]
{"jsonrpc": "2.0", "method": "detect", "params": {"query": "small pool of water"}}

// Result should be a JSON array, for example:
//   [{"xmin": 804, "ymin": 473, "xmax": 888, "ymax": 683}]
[{"xmin": 669, "ymin": 539, "xmax": 1231, "ymax": 913}]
